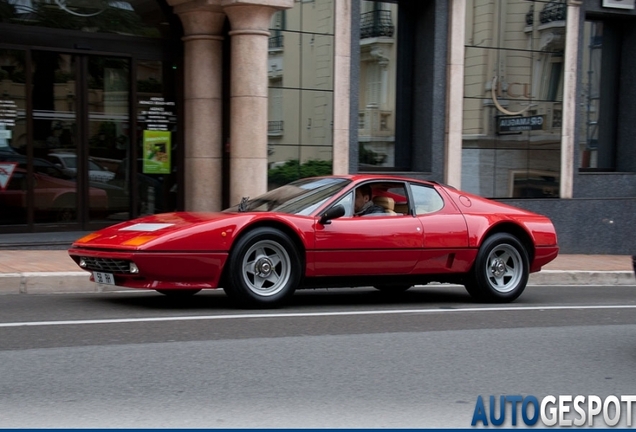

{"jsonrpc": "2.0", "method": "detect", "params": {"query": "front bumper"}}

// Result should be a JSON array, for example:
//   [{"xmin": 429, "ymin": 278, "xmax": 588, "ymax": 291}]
[{"xmin": 68, "ymin": 248, "xmax": 229, "ymax": 290}]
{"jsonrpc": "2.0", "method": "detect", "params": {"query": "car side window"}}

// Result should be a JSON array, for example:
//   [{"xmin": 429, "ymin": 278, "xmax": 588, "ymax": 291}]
[
  {"xmin": 410, "ymin": 184, "xmax": 444, "ymax": 215},
  {"xmin": 331, "ymin": 191, "xmax": 354, "ymax": 217}
]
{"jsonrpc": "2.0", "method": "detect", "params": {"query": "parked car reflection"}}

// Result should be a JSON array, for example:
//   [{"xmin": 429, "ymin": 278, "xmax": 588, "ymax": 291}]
[
  {"xmin": 45, "ymin": 152, "xmax": 116, "ymax": 183},
  {"xmin": 0, "ymin": 153, "xmax": 176, "ymax": 223},
  {"xmin": 0, "ymin": 166, "xmax": 108, "ymax": 223},
  {"xmin": 0, "ymin": 154, "xmax": 115, "ymax": 222}
]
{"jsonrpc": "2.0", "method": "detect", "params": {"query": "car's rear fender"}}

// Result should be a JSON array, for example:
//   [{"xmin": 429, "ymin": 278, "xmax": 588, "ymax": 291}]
[{"xmin": 476, "ymin": 221, "xmax": 536, "ymax": 268}]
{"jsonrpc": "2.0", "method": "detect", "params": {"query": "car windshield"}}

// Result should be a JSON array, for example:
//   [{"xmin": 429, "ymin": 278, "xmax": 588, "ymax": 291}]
[
  {"xmin": 225, "ymin": 177, "xmax": 351, "ymax": 215},
  {"xmin": 61, "ymin": 156, "xmax": 77, "ymax": 168}
]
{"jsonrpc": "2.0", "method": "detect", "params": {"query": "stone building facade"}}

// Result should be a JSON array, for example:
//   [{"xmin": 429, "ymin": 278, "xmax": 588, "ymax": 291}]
[{"xmin": 1, "ymin": 0, "xmax": 635, "ymax": 254}]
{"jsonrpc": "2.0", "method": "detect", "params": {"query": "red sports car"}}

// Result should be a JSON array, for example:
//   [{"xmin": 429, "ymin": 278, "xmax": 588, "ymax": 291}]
[{"xmin": 68, "ymin": 175, "xmax": 558, "ymax": 307}]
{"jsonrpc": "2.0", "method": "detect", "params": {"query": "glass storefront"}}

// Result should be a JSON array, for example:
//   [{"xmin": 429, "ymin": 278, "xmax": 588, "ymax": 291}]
[
  {"xmin": 3, "ymin": 0, "xmax": 172, "ymax": 38},
  {"xmin": 0, "ymin": 0, "xmax": 180, "ymax": 232},
  {"xmin": 462, "ymin": 0, "xmax": 564, "ymax": 198},
  {"xmin": 266, "ymin": 1, "xmax": 335, "ymax": 189}
]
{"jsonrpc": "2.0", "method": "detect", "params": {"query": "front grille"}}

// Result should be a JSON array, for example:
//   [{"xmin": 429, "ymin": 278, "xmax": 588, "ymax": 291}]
[{"xmin": 81, "ymin": 257, "xmax": 131, "ymax": 274}]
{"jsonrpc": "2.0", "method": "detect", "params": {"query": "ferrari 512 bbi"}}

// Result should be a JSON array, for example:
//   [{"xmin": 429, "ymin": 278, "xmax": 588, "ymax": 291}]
[{"xmin": 69, "ymin": 175, "xmax": 559, "ymax": 307}]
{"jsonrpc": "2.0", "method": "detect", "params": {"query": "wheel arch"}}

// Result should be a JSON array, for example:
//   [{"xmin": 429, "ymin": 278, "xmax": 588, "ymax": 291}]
[
  {"xmin": 479, "ymin": 222, "xmax": 535, "ymax": 264},
  {"xmin": 221, "ymin": 220, "xmax": 307, "ymax": 284},
  {"xmin": 51, "ymin": 192, "xmax": 77, "ymax": 208}
]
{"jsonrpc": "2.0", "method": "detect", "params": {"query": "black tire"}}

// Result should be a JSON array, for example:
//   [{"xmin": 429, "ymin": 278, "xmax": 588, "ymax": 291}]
[
  {"xmin": 223, "ymin": 227, "xmax": 302, "ymax": 308},
  {"xmin": 373, "ymin": 285, "xmax": 412, "ymax": 294},
  {"xmin": 156, "ymin": 289, "xmax": 201, "ymax": 297},
  {"xmin": 56, "ymin": 207, "xmax": 76, "ymax": 222},
  {"xmin": 464, "ymin": 233, "xmax": 529, "ymax": 303},
  {"xmin": 52, "ymin": 194, "xmax": 77, "ymax": 222}
]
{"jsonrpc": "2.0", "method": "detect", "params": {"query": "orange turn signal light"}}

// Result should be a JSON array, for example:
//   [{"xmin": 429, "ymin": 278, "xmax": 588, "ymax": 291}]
[
  {"xmin": 76, "ymin": 233, "xmax": 101, "ymax": 243},
  {"xmin": 122, "ymin": 235, "xmax": 158, "ymax": 246}
]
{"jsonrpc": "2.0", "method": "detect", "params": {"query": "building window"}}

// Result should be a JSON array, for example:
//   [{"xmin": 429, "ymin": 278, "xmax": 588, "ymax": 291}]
[
  {"xmin": 358, "ymin": 0, "xmax": 397, "ymax": 170},
  {"xmin": 462, "ymin": 0, "xmax": 564, "ymax": 198},
  {"xmin": 267, "ymin": 1, "xmax": 334, "ymax": 188}
]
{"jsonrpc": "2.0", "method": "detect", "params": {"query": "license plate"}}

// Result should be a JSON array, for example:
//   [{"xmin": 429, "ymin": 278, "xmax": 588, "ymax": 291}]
[{"xmin": 93, "ymin": 271, "xmax": 116, "ymax": 285}]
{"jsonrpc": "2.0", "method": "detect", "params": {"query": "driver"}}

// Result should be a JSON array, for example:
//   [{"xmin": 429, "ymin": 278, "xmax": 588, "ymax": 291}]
[{"xmin": 354, "ymin": 185, "xmax": 385, "ymax": 216}]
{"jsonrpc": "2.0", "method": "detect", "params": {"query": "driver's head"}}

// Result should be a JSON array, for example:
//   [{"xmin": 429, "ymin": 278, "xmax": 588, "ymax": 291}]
[{"xmin": 354, "ymin": 185, "xmax": 373, "ymax": 212}]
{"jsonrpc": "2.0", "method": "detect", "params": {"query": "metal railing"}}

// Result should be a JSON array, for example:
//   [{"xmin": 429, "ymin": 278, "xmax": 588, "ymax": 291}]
[
  {"xmin": 526, "ymin": 0, "xmax": 567, "ymax": 26},
  {"xmin": 268, "ymin": 35, "xmax": 284, "ymax": 50},
  {"xmin": 268, "ymin": 120, "xmax": 284, "ymax": 134},
  {"xmin": 360, "ymin": 10, "xmax": 394, "ymax": 39},
  {"xmin": 539, "ymin": 0, "xmax": 566, "ymax": 24}
]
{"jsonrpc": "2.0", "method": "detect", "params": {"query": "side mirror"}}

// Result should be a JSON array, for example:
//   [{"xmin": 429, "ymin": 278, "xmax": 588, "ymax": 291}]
[{"xmin": 319, "ymin": 204, "xmax": 345, "ymax": 225}]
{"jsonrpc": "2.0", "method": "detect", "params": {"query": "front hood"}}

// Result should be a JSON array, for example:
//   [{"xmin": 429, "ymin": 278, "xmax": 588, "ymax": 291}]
[{"xmin": 72, "ymin": 212, "xmax": 245, "ymax": 251}]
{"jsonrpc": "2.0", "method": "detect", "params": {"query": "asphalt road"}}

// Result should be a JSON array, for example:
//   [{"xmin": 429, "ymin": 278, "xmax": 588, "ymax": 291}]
[{"xmin": 1, "ymin": 285, "xmax": 636, "ymax": 428}]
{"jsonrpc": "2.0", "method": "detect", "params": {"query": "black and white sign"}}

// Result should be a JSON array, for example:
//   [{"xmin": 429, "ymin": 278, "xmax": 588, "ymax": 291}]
[
  {"xmin": 138, "ymin": 97, "xmax": 176, "ymax": 131},
  {"xmin": 0, "ymin": 99, "xmax": 18, "ymax": 127},
  {"xmin": 497, "ymin": 115, "xmax": 545, "ymax": 134}
]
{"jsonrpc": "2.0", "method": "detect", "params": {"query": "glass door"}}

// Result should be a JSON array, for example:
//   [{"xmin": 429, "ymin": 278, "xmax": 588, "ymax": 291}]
[
  {"xmin": 31, "ymin": 51, "xmax": 131, "ymax": 227},
  {"xmin": 32, "ymin": 51, "xmax": 80, "ymax": 224},
  {"xmin": 85, "ymin": 55, "xmax": 131, "ymax": 223}
]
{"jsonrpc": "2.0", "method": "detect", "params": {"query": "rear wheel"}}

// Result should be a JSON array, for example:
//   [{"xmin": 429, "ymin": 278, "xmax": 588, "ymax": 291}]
[
  {"xmin": 464, "ymin": 233, "xmax": 529, "ymax": 303},
  {"xmin": 223, "ymin": 227, "xmax": 301, "ymax": 308}
]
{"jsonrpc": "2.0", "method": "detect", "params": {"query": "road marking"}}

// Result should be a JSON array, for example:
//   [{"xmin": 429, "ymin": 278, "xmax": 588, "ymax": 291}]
[{"xmin": 1, "ymin": 304, "xmax": 636, "ymax": 328}]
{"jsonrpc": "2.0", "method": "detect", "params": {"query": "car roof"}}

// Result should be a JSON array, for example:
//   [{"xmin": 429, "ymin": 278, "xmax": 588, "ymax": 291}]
[{"xmin": 315, "ymin": 174, "xmax": 438, "ymax": 186}]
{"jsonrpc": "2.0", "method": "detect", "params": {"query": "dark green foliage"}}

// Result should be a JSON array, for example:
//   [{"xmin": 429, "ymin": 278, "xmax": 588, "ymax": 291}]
[{"xmin": 268, "ymin": 159, "xmax": 332, "ymax": 186}]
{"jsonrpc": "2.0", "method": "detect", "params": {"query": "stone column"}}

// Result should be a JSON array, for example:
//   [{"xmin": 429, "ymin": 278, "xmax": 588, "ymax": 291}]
[
  {"xmin": 445, "ymin": 0, "xmax": 466, "ymax": 189},
  {"xmin": 169, "ymin": 0, "xmax": 225, "ymax": 211},
  {"xmin": 332, "ymin": 0, "xmax": 351, "ymax": 175},
  {"xmin": 223, "ymin": 0, "xmax": 293, "ymax": 206},
  {"xmin": 560, "ymin": 0, "xmax": 582, "ymax": 200}
]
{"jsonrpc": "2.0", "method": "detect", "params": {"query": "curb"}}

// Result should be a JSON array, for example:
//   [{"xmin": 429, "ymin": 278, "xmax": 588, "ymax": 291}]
[
  {"xmin": 528, "ymin": 270, "xmax": 636, "ymax": 286},
  {"xmin": 0, "ymin": 270, "xmax": 635, "ymax": 294},
  {"xmin": 0, "ymin": 272, "xmax": 110, "ymax": 294}
]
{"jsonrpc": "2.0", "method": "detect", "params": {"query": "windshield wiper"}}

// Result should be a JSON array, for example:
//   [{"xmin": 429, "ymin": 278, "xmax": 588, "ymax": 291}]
[{"xmin": 237, "ymin": 196, "xmax": 249, "ymax": 212}]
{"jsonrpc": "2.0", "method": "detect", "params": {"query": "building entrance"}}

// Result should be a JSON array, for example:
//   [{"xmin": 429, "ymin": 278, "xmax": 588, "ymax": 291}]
[{"xmin": 0, "ymin": 36, "xmax": 181, "ymax": 234}]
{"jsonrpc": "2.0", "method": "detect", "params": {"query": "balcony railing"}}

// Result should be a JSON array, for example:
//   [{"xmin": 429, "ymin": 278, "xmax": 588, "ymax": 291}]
[
  {"xmin": 540, "ymin": 0, "xmax": 566, "ymax": 24},
  {"xmin": 268, "ymin": 120, "xmax": 284, "ymax": 136},
  {"xmin": 360, "ymin": 10, "xmax": 394, "ymax": 39},
  {"xmin": 358, "ymin": 108, "xmax": 393, "ymax": 138},
  {"xmin": 268, "ymin": 35, "xmax": 284, "ymax": 50},
  {"xmin": 526, "ymin": 0, "xmax": 567, "ymax": 26}
]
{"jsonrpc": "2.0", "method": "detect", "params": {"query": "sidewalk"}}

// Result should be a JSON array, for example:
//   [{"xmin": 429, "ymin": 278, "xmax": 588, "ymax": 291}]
[{"xmin": 0, "ymin": 249, "xmax": 634, "ymax": 295}]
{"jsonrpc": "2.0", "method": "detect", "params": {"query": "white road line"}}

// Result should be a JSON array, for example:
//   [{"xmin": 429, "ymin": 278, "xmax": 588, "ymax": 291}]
[{"xmin": 1, "ymin": 304, "xmax": 636, "ymax": 328}]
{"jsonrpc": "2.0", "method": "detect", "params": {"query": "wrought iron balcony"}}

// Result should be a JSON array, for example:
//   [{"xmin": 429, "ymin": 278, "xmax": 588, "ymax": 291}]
[
  {"xmin": 268, "ymin": 35, "xmax": 284, "ymax": 50},
  {"xmin": 526, "ymin": 0, "xmax": 567, "ymax": 26},
  {"xmin": 268, "ymin": 120, "xmax": 284, "ymax": 135},
  {"xmin": 360, "ymin": 10, "xmax": 394, "ymax": 39},
  {"xmin": 539, "ymin": 0, "xmax": 566, "ymax": 24}
]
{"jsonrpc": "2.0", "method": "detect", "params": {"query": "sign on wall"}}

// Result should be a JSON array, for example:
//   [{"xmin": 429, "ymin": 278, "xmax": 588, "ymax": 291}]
[
  {"xmin": 142, "ymin": 130, "xmax": 171, "ymax": 174},
  {"xmin": 497, "ymin": 115, "xmax": 545, "ymax": 134},
  {"xmin": 602, "ymin": 0, "xmax": 635, "ymax": 10}
]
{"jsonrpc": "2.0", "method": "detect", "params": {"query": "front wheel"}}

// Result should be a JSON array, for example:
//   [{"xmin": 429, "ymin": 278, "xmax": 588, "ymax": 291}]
[
  {"xmin": 464, "ymin": 233, "xmax": 529, "ymax": 303},
  {"xmin": 223, "ymin": 227, "xmax": 302, "ymax": 308}
]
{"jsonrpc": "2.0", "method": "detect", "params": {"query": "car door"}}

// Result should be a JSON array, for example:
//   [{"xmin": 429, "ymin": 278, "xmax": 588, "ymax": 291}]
[
  {"xmin": 409, "ymin": 182, "xmax": 471, "ymax": 273},
  {"xmin": 313, "ymin": 183, "xmax": 423, "ymax": 276}
]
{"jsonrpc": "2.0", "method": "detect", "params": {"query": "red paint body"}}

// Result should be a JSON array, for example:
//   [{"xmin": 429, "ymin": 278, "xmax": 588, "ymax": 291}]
[{"xmin": 68, "ymin": 175, "xmax": 558, "ymax": 291}]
